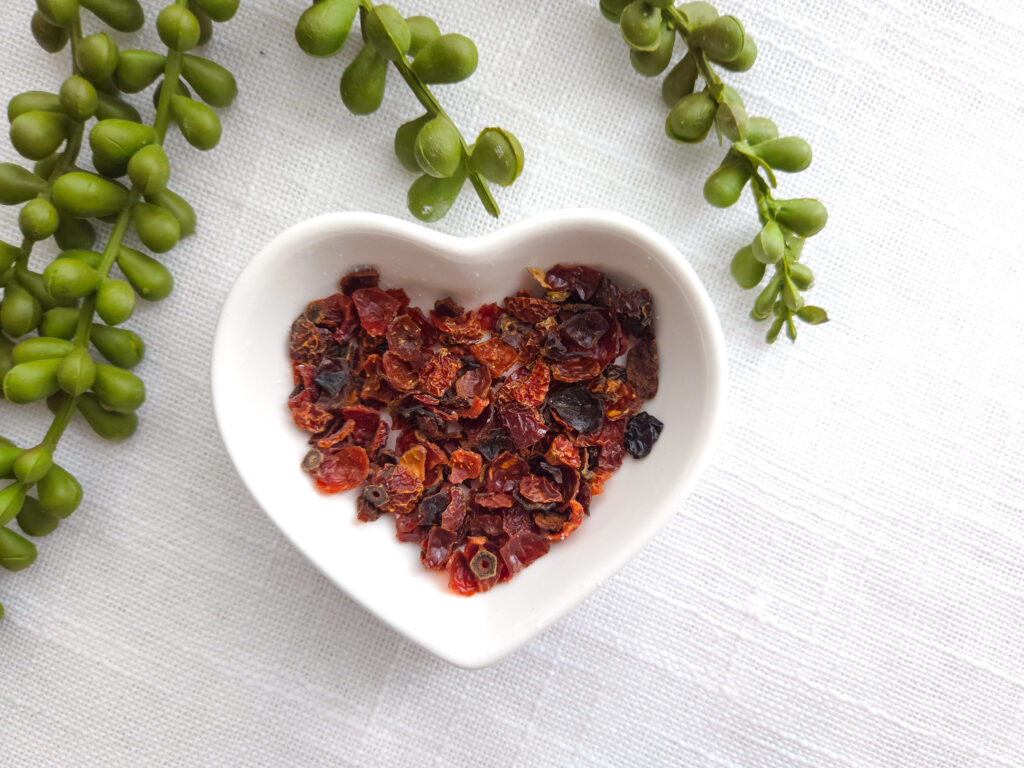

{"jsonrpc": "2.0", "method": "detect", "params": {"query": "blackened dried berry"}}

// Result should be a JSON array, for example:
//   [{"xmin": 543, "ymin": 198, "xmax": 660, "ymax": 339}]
[
  {"xmin": 548, "ymin": 386, "xmax": 604, "ymax": 433},
  {"xmin": 417, "ymin": 491, "xmax": 450, "ymax": 527},
  {"xmin": 624, "ymin": 412, "xmax": 664, "ymax": 458},
  {"xmin": 302, "ymin": 449, "xmax": 324, "ymax": 471},
  {"xmin": 314, "ymin": 369, "xmax": 349, "ymax": 397}
]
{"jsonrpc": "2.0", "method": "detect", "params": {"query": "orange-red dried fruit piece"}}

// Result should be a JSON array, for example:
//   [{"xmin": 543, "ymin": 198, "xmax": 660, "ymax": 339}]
[
  {"xmin": 550, "ymin": 357, "xmax": 603, "ymax": 383},
  {"xmin": 455, "ymin": 366, "xmax": 491, "ymax": 401},
  {"xmin": 420, "ymin": 348, "xmax": 462, "ymax": 397},
  {"xmin": 503, "ymin": 361, "xmax": 550, "ymax": 407},
  {"xmin": 311, "ymin": 446, "xmax": 369, "ymax": 493},
  {"xmin": 589, "ymin": 469, "xmax": 612, "ymax": 496},
  {"xmin": 339, "ymin": 267, "xmax": 379, "ymax": 295},
  {"xmin": 519, "ymin": 474, "xmax": 563, "ymax": 504},
  {"xmin": 338, "ymin": 405, "xmax": 381, "ymax": 445},
  {"xmin": 447, "ymin": 550, "xmax": 478, "ymax": 596},
  {"xmin": 382, "ymin": 351, "xmax": 419, "ymax": 391},
  {"xmin": 288, "ymin": 317, "xmax": 329, "ymax": 366},
  {"xmin": 475, "ymin": 492, "xmax": 514, "ymax": 509},
  {"xmin": 545, "ymin": 499, "xmax": 584, "ymax": 541},
  {"xmin": 351, "ymin": 287, "xmax": 401, "ymax": 337},
  {"xmin": 498, "ymin": 404, "xmax": 548, "ymax": 452},
  {"xmin": 434, "ymin": 313, "xmax": 485, "ymax": 344},
  {"xmin": 500, "ymin": 531, "xmax": 550, "ymax": 575},
  {"xmin": 441, "ymin": 484, "xmax": 468, "ymax": 531},
  {"xmin": 486, "ymin": 451, "xmax": 528, "ymax": 493},
  {"xmin": 449, "ymin": 448, "xmax": 482, "ymax": 484},
  {"xmin": 475, "ymin": 302, "xmax": 501, "ymax": 331},
  {"xmin": 367, "ymin": 421, "xmax": 389, "ymax": 458},
  {"xmin": 386, "ymin": 314, "xmax": 424, "ymax": 362},
  {"xmin": 422, "ymin": 440, "xmax": 448, "ymax": 470},
  {"xmin": 464, "ymin": 538, "xmax": 500, "ymax": 592},
  {"xmin": 545, "ymin": 435, "xmax": 581, "ymax": 469},
  {"xmin": 470, "ymin": 337, "xmax": 519, "ymax": 378},
  {"xmin": 290, "ymin": 398, "xmax": 333, "ymax": 433},
  {"xmin": 504, "ymin": 295, "xmax": 559, "ymax": 323},
  {"xmin": 399, "ymin": 445, "xmax": 427, "ymax": 482},
  {"xmin": 421, "ymin": 525, "xmax": 457, "ymax": 569}
]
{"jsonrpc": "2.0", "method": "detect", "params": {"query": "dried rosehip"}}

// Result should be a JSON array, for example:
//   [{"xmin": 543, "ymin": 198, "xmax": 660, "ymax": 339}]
[
  {"xmin": 626, "ymin": 337, "xmax": 659, "ymax": 400},
  {"xmin": 548, "ymin": 386, "xmax": 604, "ymax": 433},
  {"xmin": 289, "ymin": 265, "xmax": 662, "ymax": 596},
  {"xmin": 470, "ymin": 337, "xmax": 519, "ymax": 378},
  {"xmin": 352, "ymin": 287, "xmax": 401, "ymax": 337},
  {"xmin": 624, "ymin": 412, "xmax": 664, "ymax": 459},
  {"xmin": 449, "ymin": 448, "xmax": 482, "ymax": 484}
]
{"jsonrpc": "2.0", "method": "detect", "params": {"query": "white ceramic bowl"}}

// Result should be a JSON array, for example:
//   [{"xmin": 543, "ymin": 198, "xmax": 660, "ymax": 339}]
[{"xmin": 211, "ymin": 210, "xmax": 726, "ymax": 668}]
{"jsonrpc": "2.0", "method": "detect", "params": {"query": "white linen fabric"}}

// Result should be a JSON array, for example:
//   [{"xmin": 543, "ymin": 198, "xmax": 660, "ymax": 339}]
[{"xmin": 2, "ymin": 1, "xmax": 1023, "ymax": 765}]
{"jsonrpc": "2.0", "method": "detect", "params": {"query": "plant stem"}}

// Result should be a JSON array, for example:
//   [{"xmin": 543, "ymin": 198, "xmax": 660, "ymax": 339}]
[
  {"xmin": 40, "ymin": 25, "xmax": 185, "ymax": 451},
  {"xmin": 356, "ymin": 0, "xmax": 499, "ymax": 217}
]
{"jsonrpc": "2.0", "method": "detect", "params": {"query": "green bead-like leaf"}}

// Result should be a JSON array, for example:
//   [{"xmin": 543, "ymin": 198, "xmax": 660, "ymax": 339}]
[
  {"xmin": 127, "ymin": 144, "xmax": 170, "ymax": 195},
  {"xmin": 730, "ymin": 245, "xmax": 765, "ymax": 290},
  {"xmin": 407, "ymin": 167, "xmax": 467, "ymax": 222},
  {"xmin": 414, "ymin": 117, "xmax": 462, "ymax": 179},
  {"xmin": 0, "ymin": 163, "xmax": 47, "ymax": 205},
  {"xmin": 10, "ymin": 110, "xmax": 69, "ymax": 160},
  {"xmin": 666, "ymin": 92, "xmax": 716, "ymax": 144},
  {"xmin": 0, "ymin": 485, "xmax": 29, "ymax": 530},
  {"xmin": 796, "ymin": 306, "xmax": 829, "ymax": 325},
  {"xmin": 76, "ymin": 392, "xmax": 138, "ymax": 440},
  {"xmin": 2, "ymin": 358, "xmax": 61, "ymax": 403},
  {"xmin": 340, "ymin": 45, "xmax": 388, "ymax": 115},
  {"xmin": 90, "ymin": 118, "xmax": 157, "ymax": 177},
  {"xmin": 92, "ymin": 363, "xmax": 145, "ymax": 413},
  {"xmin": 133, "ymin": 202, "xmax": 181, "ymax": 253},
  {"xmin": 295, "ymin": 0, "xmax": 358, "ymax": 57},
  {"xmin": 704, "ymin": 154, "xmax": 750, "ymax": 208},
  {"xmin": 364, "ymin": 5, "xmax": 411, "ymax": 62},
  {"xmin": 751, "ymin": 220, "xmax": 785, "ymax": 264},
  {"xmin": 90, "ymin": 323, "xmax": 144, "ymax": 368},
  {"xmin": 117, "ymin": 247, "xmax": 173, "ymax": 301},
  {"xmin": 79, "ymin": 0, "xmax": 145, "ymax": 32},
  {"xmin": 59, "ymin": 75, "xmax": 98, "ymax": 121},
  {"xmin": 95, "ymin": 278, "xmax": 135, "ymax": 325},
  {"xmin": 52, "ymin": 171, "xmax": 130, "ymax": 218},
  {"xmin": 192, "ymin": 0, "xmax": 238, "ymax": 23},
  {"xmin": 57, "ymin": 347, "xmax": 96, "ymax": 395},
  {"xmin": 181, "ymin": 54, "xmax": 238, "ymax": 107},
  {"xmin": 32, "ymin": 11, "xmax": 70, "ymax": 53},
  {"xmin": 11, "ymin": 336, "xmax": 74, "ymax": 364},
  {"xmin": 17, "ymin": 496, "xmax": 60, "ymax": 537},
  {"xmin": 8, "ymin": 91, "xmax": 61, "ymax": 123},
  {"xmin": 0, "ymin": 523, "xmax": 38, "ymax": 570},
  {"xmin": 19, "ymin": 198, "xmax": 60, "ymax": 241},
  {"xmin": 470, "ymin": 127, "xmax": 524, "ymax": 187},
  {"xmin": 661, "ymin": 53, "xmax": 698, "ymax": 107},
  {"xmin": 0, "ymin": 282, "xmax": 42, "ymax": 338},
  {"xmin": 620, "ymin": 1, "xmax": 662, "ymax": 52},
  {"xmin": 406, "ymin": 15, "xmax": 440, "ymax": 56},
  {"xmin": 76, "ymin": 32, "xmax": 119, "ymax": 82},
  {"xmin": 145, "ymin": 188, "xmax": 195, "ymax": 236},
  {"xmin": 157, "ymin": 5, "xmax": 201, "ymax": 51},
  {"xmin": 394, "ymin": 114, "xmax": 432, "ymax": 173},
  {"xmin": 410, "ymin": 34, "xmax": 478, "ymax": 84},
  {"xmin": 754, "ymin": 137, "xmax": 813, "ymax": 173},
  {"xmin": 169, "ymin": 95, "xmax": 221, "ymax": 150},
  {"xmin": 630, "ymin": 22, "xmax": 674, "ymax": 76},
  {"xmin": 13, "ymin": 445, "xmax": 53, "ymax": 484},
  {"xmin": 37, "ymin": 463, "xmax": 82, "ymax": 518},
  {"xmin": 114, "ymin": 49, "xmax": 167, "ymax": 93},
  {"xmin": 775, "ymin": 198, "xmax": 828, "ymax": 237}
]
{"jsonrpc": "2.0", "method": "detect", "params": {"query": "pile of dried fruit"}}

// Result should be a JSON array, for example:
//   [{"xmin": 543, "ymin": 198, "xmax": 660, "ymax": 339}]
[{"xmin": 287, "ymin": 265, "xmax": 663, "ymax": 595}]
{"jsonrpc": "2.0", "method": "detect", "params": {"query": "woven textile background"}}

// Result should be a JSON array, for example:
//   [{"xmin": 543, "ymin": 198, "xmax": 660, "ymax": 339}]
[{"xmin": 2, "ymin": 1, "xmax": 1023, "ymax": 765}]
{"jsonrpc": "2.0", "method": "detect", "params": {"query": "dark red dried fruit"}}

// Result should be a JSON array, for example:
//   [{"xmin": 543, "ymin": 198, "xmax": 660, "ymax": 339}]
[
  {"xmin": 624, "ymin": 411, "xmax": 664, "ymax": 458},
  {"xmin": 502, "ymin": 361, "xmax": 549, "ymax": 407},
  {"xmin": 505, "ymin": 295, "xmax": 558, "ymax": 323},
  {"xmin": 420, "ymin": 348, "xmax": 462, "ymax": 397},
  {"xmin": 470, "ymin": 337, "xmax": 519, "ymax": 378},
  {"xmin": 500, "ymin": 531, "xmax": 550, "ymax": 574},
  {"xmin": 339, "ymin": 267, "xmax": 379, "ymax": 295},
  {"xmin": 550, "ymin": 357, "xmax": 602, "ymax": 383},
  {"xmin": 310, "ymin": 446, "xmax": 369, "ymax": 493},
  {"xmin": 499, "ymin": 403, "xmax": 548, "ymax": 452},
  {"xmin": 545, "ymin": 265, "xmax": 603, "ymax": 301},
  {"xmin": 352, "ymin": 287, "xmax": 401, "ymax": 337},
  {"xmin": 289, "ymin": 317, "xmax": 329, "ymax": 366},
  {"xmin": 626, "ymin": 337, "xmax": 659, "ymax": 400},
  {"xmin": 449, "ymin": 448, "xmax": 482, "ymax": 484},
  {"xmin": 548, "ymin": 386, "xmax": 604, "ymax": 433},
  {"xmin": 290, "ymin": 266, "xmax": 661, "ymax": 596}
]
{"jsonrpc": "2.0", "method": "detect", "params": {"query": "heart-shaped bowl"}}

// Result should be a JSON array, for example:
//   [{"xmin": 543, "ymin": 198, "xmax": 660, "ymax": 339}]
[{"xmin": 212, "ymin": 210, "xmax": 725, "ymax": 668}]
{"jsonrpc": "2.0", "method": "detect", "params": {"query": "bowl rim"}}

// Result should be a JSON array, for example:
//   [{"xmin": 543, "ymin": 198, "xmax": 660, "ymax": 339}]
[{"xmin": 211, "ymin": 208, "xmax": 727, "ymax": 667}]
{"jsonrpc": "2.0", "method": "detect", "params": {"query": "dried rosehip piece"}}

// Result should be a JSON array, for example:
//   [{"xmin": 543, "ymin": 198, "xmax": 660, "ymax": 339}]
[{"xmin": 288, "ymin": 265, "xmax": 663, "ymax": 595}]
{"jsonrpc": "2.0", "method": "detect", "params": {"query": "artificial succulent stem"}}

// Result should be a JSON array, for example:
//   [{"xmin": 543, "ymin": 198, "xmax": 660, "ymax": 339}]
[
  {"xmin": 41, "ymin": 25, "xmax": 184, "ymax": 451},
  {"xmin": 356, "ymin": 0, "xmax": 500, "ymax": 217}
]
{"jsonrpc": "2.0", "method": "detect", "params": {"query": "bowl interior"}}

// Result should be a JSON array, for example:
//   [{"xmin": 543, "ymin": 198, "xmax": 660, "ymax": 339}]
[{"xmin": 212, "ymin": 211, "xmax": 724, "ymax": 667}]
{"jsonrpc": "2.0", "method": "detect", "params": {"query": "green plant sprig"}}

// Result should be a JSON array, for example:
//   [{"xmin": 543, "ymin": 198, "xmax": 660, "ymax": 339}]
[
  {"xmin": 294, "ymin": 0, "xmax": 524, "ymax": 222},
  {"xmin": 0, "ymin": 0, "xmax": 239, "ymax": 621},
  {"xmin": 602, "ymin": 0, "xmax": 829, "ymax": 343}
]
